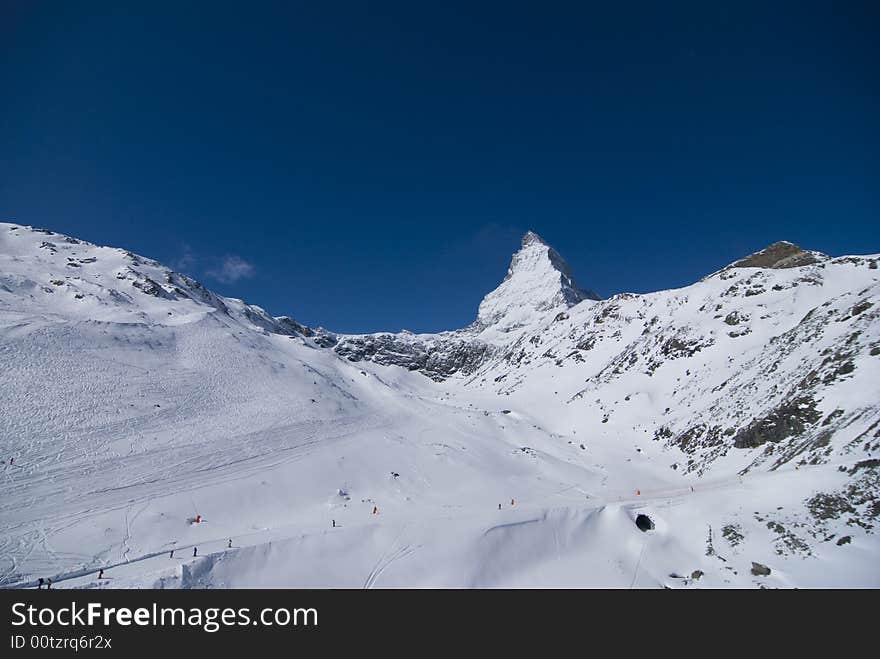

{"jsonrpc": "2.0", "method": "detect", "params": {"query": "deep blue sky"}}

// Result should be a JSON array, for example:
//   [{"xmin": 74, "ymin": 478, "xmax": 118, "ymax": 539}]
[{"xmin": 1, "ymin": 1, "xmax": 877, "ymax": 332}]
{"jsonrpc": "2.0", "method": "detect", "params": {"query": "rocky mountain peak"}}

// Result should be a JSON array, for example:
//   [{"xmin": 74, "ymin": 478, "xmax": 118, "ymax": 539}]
[
  {"xmin": 731, "ymin": 241, "xmax": 826, "ymax": 270},
  {"xmin": 474, "ymin": 231, "xmax": 600, "ymax": 334},
  {"xmin": 520, "ymin": 230, "xmax": 547, "ymax": 248}
]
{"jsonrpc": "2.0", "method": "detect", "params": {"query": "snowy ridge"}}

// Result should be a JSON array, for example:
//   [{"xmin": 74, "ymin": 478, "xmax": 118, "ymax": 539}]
[
  {"xmin": 1, "ymin": 221, "xmax": 879, "ymax": 588},
  {"xmin": 0, "ymin": 223, "xmax": 315, "ymax": 339}
]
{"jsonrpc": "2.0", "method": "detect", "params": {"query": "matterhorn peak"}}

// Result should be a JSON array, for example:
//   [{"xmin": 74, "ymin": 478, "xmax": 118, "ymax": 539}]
[
  {"xmin": 473, "ymin": 231, "xmax": 600, "ymax": 336},
  {"xmin": 520, "ymin": 230, "xmax": 547, "ymax": 247}
]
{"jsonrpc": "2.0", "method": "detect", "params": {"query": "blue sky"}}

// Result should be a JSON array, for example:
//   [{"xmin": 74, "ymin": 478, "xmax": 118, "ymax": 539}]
[{"xmin": 1, "ymin": 1, "xmax": 877, "ymax": 333}]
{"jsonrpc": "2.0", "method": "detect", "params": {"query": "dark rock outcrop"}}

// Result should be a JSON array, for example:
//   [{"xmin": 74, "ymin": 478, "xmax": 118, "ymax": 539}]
[
  {"xmin": 333, "ymin": 333, "xmax": 493, "ymax": 381},
  {"xmin": 731, "ymin": 241, "xmax": 823, "ymax": 270},
  {"xmin": 733, "ymin": 396, "xmax": 822, "ymax": 449}
]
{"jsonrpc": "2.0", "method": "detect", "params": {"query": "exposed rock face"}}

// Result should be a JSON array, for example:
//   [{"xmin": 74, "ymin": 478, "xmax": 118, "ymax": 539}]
[
  {"xmin": 731, "ymin": 241, "xmax": 824, "ymax": 270},
  {"xmin": 333, "ymin": 333, "xmax": 492, "ymax": 381},
  {"xmin": 732, "ymin": 397, "xmax": 822, "ymax": 449}
]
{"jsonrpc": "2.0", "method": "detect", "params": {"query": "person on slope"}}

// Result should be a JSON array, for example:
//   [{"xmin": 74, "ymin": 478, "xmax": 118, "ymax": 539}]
[
  {"xmin": 228, "ymin": 539, "xmax": 232, "ymax": 549},
  {"xmin": 193, "ymin": 547, "xmax": 198, "ymax": 557},
  {"xmin": 37, "ymin": 578, "xmax": 44, "ymax": 589}
]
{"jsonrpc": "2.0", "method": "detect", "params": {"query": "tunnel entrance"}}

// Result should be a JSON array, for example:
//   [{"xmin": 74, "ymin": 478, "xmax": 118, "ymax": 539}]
[{"xmin": 635, "ymin": 514, "xmax": 655, "ymax": 532}]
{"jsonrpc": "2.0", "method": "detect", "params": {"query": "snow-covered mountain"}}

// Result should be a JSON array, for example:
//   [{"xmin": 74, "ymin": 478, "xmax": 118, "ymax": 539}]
[
  {"xmin": 473, "ymin": 230, "xmax": 600, "ymax": 333},
  {"xmin": 0, "ymin": 224, "xmax": 316, "ymax": 337},
  {"xmin": 1, "ymin": 222, "xmax": 878, "ymax": 588},
  {"xmin": 331, "ymin": 230, "xmax": 599, "ymax": 378}
]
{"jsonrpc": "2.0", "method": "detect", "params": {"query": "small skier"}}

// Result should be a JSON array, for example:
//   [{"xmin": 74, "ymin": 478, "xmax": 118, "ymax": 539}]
[
  {"xmin": 169, "ymin": 549, "xmax": 174, "ymax": 559},
  {"xmin": 372, "ymin": 506, "xmax": 377, "ymax": 515},
  {"xmin": 193, "ymin": 546, "xmax": 198, "ymax": 557},
  {"xmin": 498, "ymin": 503, "xmax": 501, "ymax": 510},
  {"xmin": 510, "ymin": 498, "xmax": 515, "ymax": 506},
  {"xmin": 98, "ymin": 569, "xmax": 104, "ymax": 579},
  {"xmin": 690, "ymin": 486, "xmax": 694, "ymax": 493},
  {"xmin": 46, "ymin": 578, "xmax": 52, "ymax": 590},
  {"xmin": 37, "ymin": 578, "xmax": 44, "ymax": 590},
  {"xmin": 228, "ymin": 539, "xmax": 232, "ymax": 549},
  {"xmin": 332, "ymin": 519, "xmax": 336, "ymax": 528}
]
